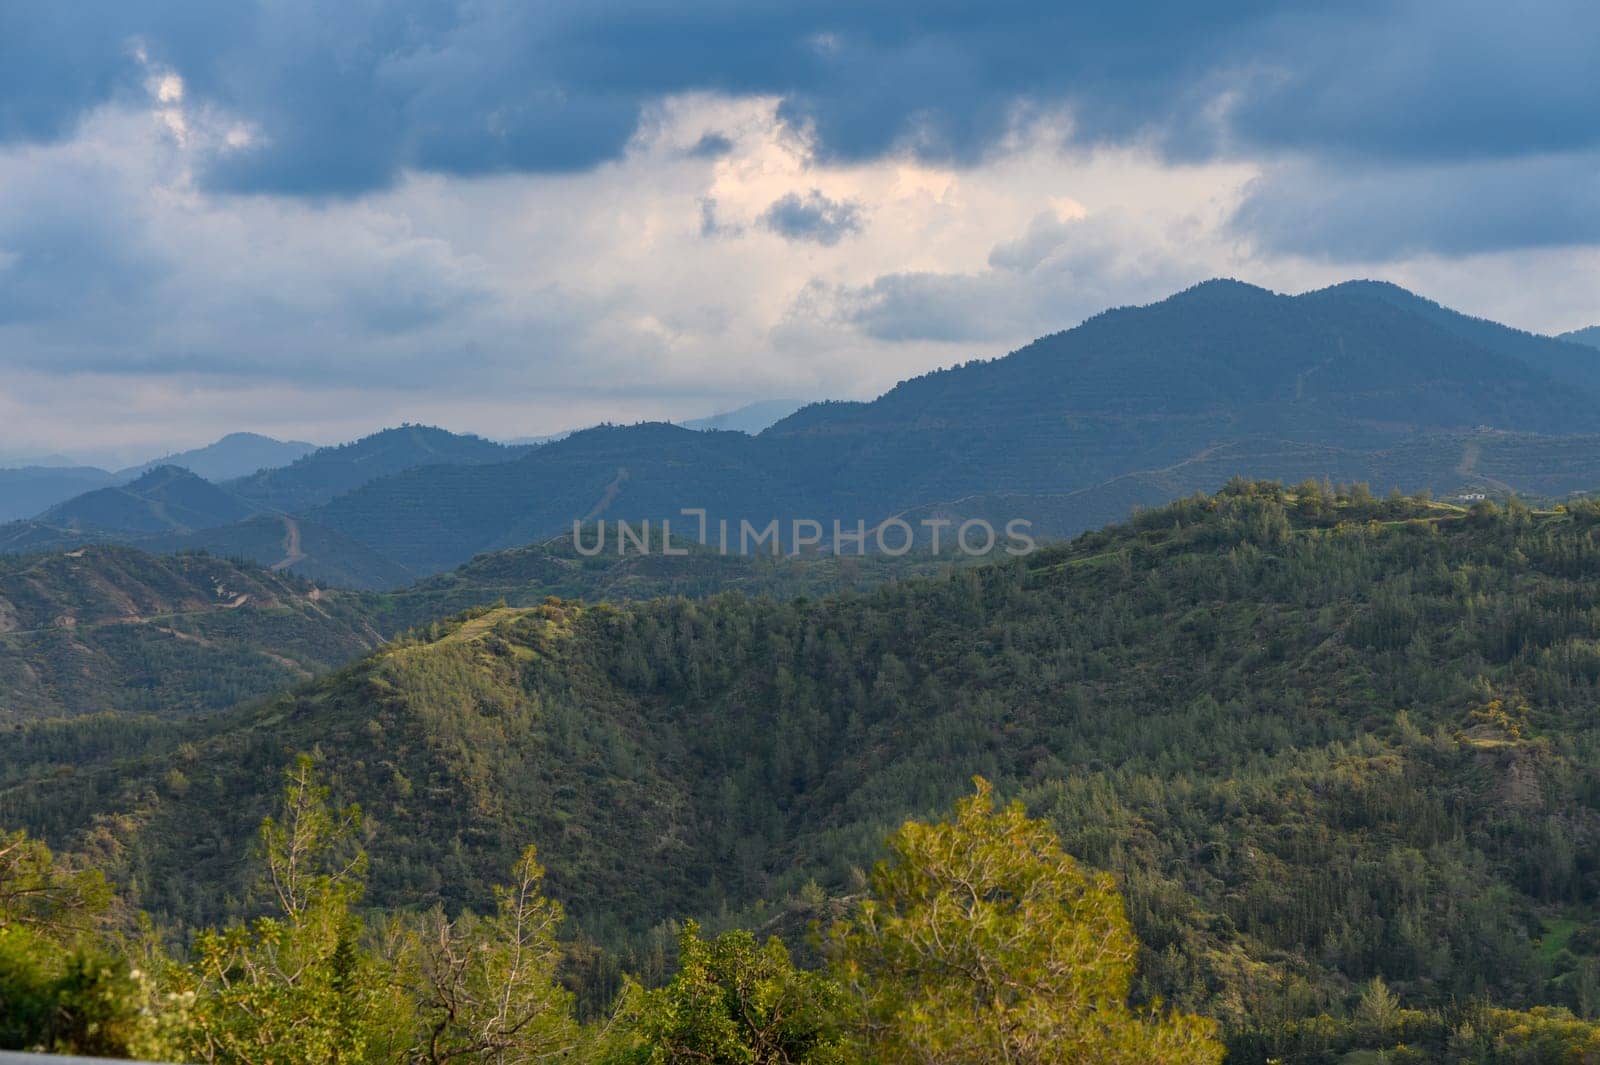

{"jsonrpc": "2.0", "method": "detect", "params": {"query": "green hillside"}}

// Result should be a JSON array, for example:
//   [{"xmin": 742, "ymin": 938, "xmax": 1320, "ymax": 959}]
[
  {"xmin": 35, "ymin": 466, "xmax": 259, "ymax": 536},
  {"xmin": 0, "ymin": 535, "xmax": 946, "ymax": 722},
  {"xmin": 375, "ymin": 530, "xmax": 963, "ymax": 631},
  {"xmin": 0, "ymin": 545, "xmax": 385, "ymax": 721},
  {"xmin": 9, "ymin": 483, "xmax": 1600, "ymax": 1055}
]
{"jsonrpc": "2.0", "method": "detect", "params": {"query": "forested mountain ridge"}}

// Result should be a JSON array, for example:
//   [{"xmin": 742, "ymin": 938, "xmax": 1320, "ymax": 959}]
[
  {"xmin": 0, "ymin": 467, "xmax": 274, "ymax": 559},
  {"xmin": 0, "ymin": 427, "xmax": 536, "ymax": 581},
  {"xmin": 9, "ymin": 482, "xmax": 1600, "ymax": 1057},
  {"xmin": 1319, "ymin": 280, "xmax": 1600, "ymax": 395},
  {"xmin": 227, "ymin": 424, "xmax": 529, "ymax": 513},
  {"xmin": 768, "ymin": 278, "xmax": 1600, "ymax": 441},
  {"xmin": 376, "ymin": 529, "xmax": 962, "ymax": 632},
  {"xmin": 309, "ymin": 423, "xmax": 799, "ymax": 576},
  {"xmin": 298, "ymin": 280, "xmax": 1600, "ymax": 578},
  {"xmin": 8, "ymin": 282, "xmax": 1600, "ymax": 587},
  {"xmin": 35, "ymin": 466, "xmax": 258, "ymax": 537}
]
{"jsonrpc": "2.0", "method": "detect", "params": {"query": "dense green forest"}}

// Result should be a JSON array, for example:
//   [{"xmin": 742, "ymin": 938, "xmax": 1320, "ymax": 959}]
[
  {"xmin": 0, "ymin": 763, "xmax": 1231, "ymax": 1062},
  {"xmin": 8, "ymin": 482, "xmax": 1600, "ymax": 1059}
]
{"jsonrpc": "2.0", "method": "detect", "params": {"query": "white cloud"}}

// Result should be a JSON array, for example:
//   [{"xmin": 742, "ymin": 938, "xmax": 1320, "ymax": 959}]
[{"xmin": 0, "ymin": 87, "xmax": 1595, "ymax": 464}]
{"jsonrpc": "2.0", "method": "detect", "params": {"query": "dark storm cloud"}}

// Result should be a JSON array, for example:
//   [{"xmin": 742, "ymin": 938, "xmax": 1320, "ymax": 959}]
[
  {"xmin": 759, "ymin": 190, "xmax": 862, "ymax": 246},
  {"xmin": 1234, "ymin": 153, "xmax": 1600, "ymax": 259},
  {"xmin": 1224, "ymin": 0, "xmax": 1600, "ymax": 164},
  {"xmin": 5, "ymin": 0, "xmax": 1597, "ymax": 215},
  {"xmin": 0, "ymin": 144, "xmax": 165, "ymax": 330}
]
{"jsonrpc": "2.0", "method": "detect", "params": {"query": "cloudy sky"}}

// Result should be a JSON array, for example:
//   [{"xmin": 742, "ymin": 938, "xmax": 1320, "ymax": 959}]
[{"xmin": 2, "ymin": 1, "xmax": 1596, "ymax": 465}]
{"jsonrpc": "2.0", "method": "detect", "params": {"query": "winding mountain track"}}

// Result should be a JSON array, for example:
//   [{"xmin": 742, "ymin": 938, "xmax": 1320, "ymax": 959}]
[
  {"xmin": 0, "ymin": 598, "xmax": 251, "ymax": 641},
  {"xmin": 582, "ymin": 467, "xmax": 630, "ymax": 522},
  {"xmin": 270, "ymin": 516, "xmax": 306, "ymax": 572}
]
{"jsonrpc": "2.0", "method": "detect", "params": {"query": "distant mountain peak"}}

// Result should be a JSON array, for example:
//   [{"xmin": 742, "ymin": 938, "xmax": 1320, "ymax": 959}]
[
  {"xmin": 227, "ymin": 424, "xmax": 525, "ymax": 514},
  {"xmin": 35, "ymin": 462, "xmax": 256, "ymax": 536},
  {"xmin": 1309, "ymin": 278, "xmax": 1450, "ymax": 313},
  {"xmin": 119, "ymin": 432, "xmax": 316, "ymax": 483},
  {"xmin": 1166, "ymin": 277, "xmax": 1279, "ymax": 303},
  {"xmin": 680, "ymin": 399, "xmax": 807, "ymax": 435},
  {"xmin": 1318, "ymin": 278, "xmax": 1415, "ymax": 296},
  {"xmin": 1189, "ymin": 276, "xmax": 1271, "ymax": 293},
  {"xmin": 316, "ymin": 424, "xmax": 503, "ymax": 454},
  {"xmin": 215, "ymin": 431, "xmax": 289, "ymax": 444},
  {"xmin": 124, "ymin": 464, "xmax": 208, "ymax": 489}
]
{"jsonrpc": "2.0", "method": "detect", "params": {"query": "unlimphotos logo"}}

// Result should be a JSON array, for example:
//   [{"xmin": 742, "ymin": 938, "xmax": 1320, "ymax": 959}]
[{"xmin": 572, "ymin": 508, "xmax": 1036, "ymax": 557}]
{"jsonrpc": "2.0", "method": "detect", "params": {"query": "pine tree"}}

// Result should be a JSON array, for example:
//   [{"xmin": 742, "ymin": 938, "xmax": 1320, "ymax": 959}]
[{"xmin": 831, "ymin": 778, "xmax": 1223, "ymax": 1065}]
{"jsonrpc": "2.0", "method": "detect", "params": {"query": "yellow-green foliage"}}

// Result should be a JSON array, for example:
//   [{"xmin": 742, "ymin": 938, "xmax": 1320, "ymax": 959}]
[
  {"xmin": 0, "ymin": 828, "xmax": 172, "ymax": 1056},
  {"xmin": 833, "ymin": 779, "xmax": 1224, "ymax": 1065},
  {"xmin": 599, "ymin": 923, "xmax": 857, "ymax": 1064}
]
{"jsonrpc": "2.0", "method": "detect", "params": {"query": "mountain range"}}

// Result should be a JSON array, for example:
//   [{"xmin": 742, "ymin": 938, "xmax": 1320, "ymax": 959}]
[
  {"xmin": 6, "ymin": 280, "xmax": 1600, "ymax": 1059},
  {"xmin": 0, "ymin": 432, "xmax": 317, "ymax": 523},
  {"xmin": 4, "ymin": 279, "xmax": 1598, "ymax": 587},
  {"xmin": 0, "ymin": 427, "xmax": 533, "ymax": 580}
]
